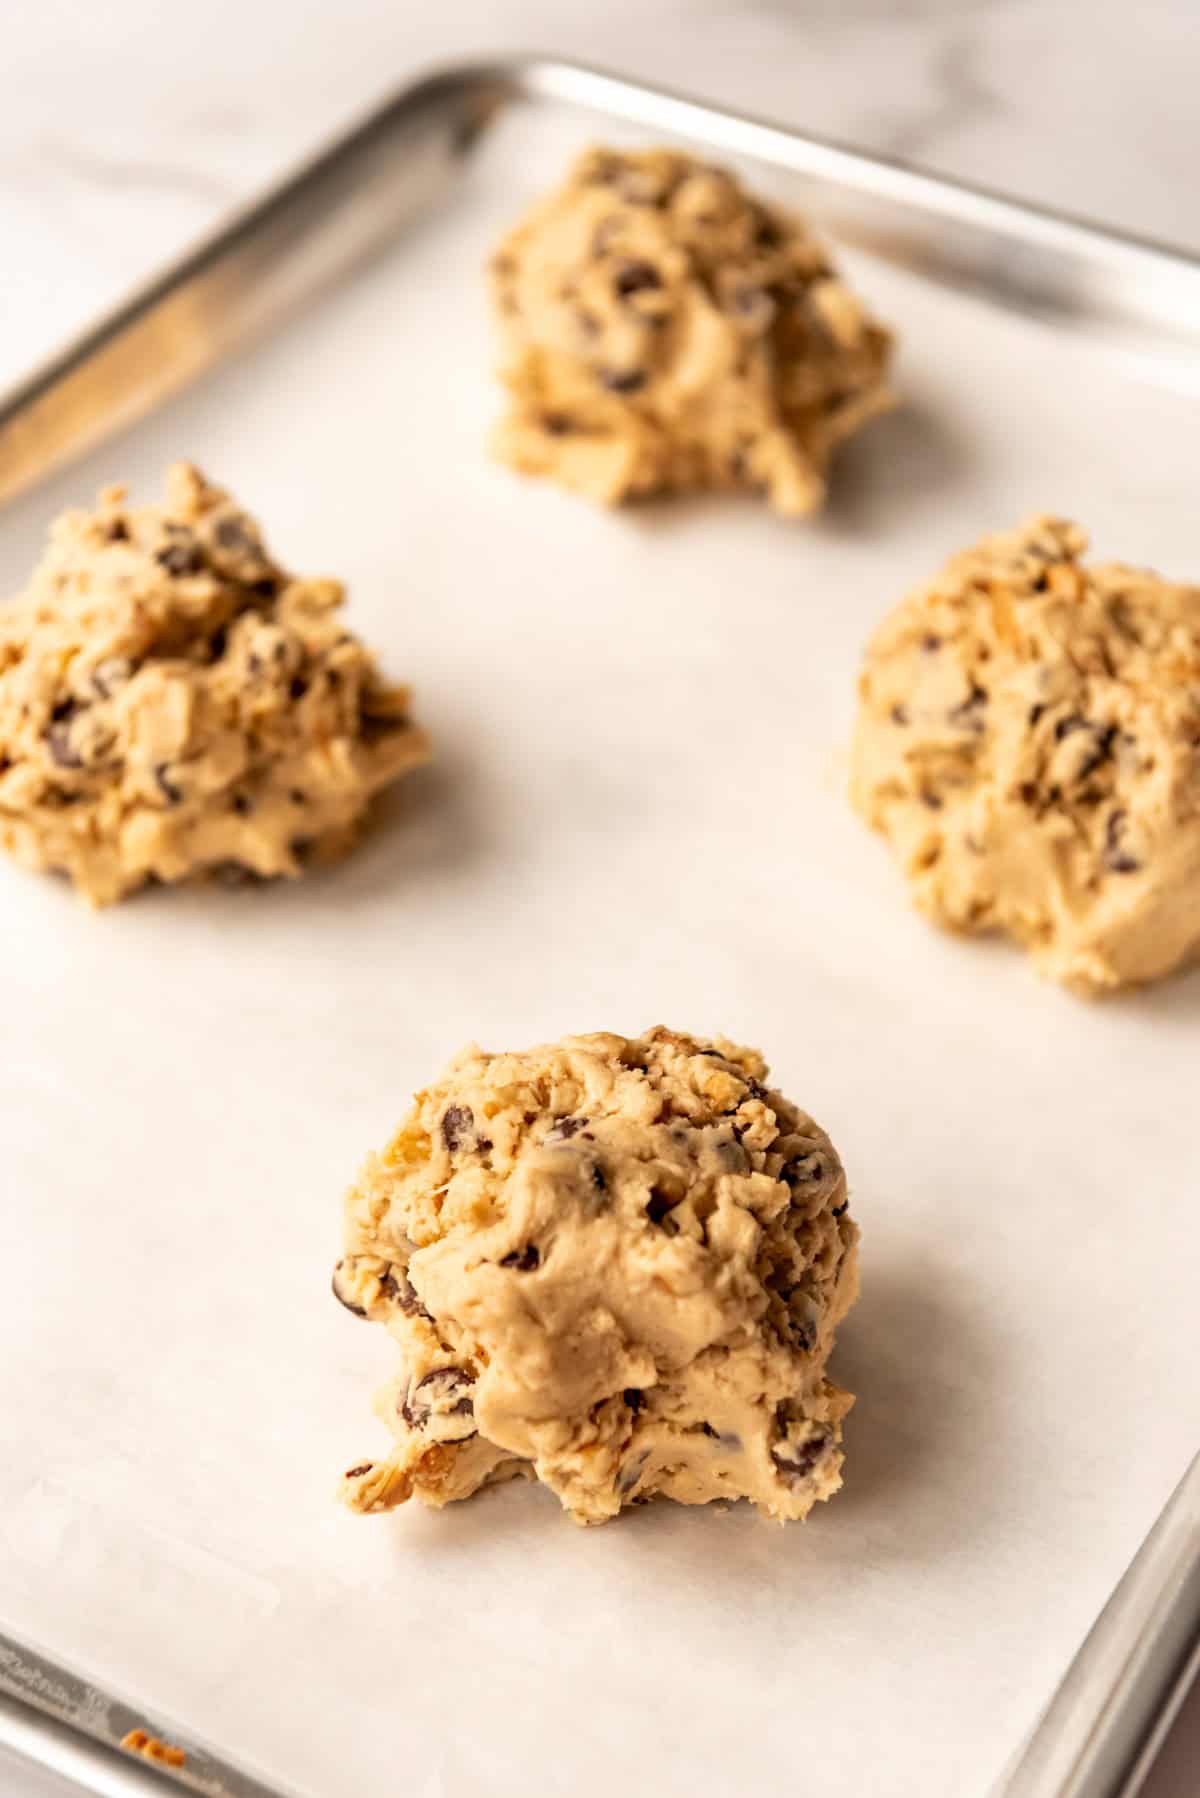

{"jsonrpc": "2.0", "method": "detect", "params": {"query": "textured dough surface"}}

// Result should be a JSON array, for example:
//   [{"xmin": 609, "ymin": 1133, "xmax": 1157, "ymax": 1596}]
[
  {"xmin": 0, "ymin": 464, "xmax": 429, "ymax": 904},
  {"xmin": 851, "ymin": 515, "xmax": 1200, "ymax": 993},
  {"xmin": 489, "ymin": 146, "xmax": 893, "ymax": 515},
  {"xmin": 335, "ymin": 1027, "xmax": 860, "ymax": 1527}
]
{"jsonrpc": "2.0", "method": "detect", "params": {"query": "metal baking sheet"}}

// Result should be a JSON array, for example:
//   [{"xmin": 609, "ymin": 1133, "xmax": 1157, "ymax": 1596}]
[{"xmin": 1, "ymin": 58, "xmax": 1197, "ymax": 1798}]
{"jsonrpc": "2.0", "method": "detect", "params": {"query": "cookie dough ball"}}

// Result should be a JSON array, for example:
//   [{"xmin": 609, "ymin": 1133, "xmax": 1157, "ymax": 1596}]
[
  {"xmin": 0, "ymin": 463, "xmax": 429, "ymax": 905},
  {"xmin": 335, "ymin": 1027, "xmax": 860, "ymax": 1527},
  {"xmin": 489, "ymin": 146, "xmax": 893, "ymax": 515},
  {"xmin": 851, "ymin": 516, "xmax": 1200, "ymax": 993}
]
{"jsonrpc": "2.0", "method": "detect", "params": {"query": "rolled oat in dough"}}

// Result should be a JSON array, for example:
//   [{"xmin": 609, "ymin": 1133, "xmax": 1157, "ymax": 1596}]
[
  {"xmin": 489, "ymin": 146, "xmax": 893, "ymax": 515},
  {"xmin": 0, "ymin": 463, "xmax": 429, "ymax": 905},
  {"xmin": 851, "ymin": 515, "xmax": 1200, "ymax": 993},
  {"xmin": 335, "ymin": 1027, "xmax": 860, "ymax": 1527}
]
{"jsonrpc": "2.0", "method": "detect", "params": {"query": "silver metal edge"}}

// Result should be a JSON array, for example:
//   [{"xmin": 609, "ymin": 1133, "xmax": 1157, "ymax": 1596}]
[
  {"xmin": 0, "ymin": 1627, "xmax": 294, "ymax": 1797},
  {"xmin": 998, "ymin": 1451, "xmax": 1200, "ymax": 1798},
  {"xmin": 0, "ymin": 48, "xmax": 1196, "ymax": 1798}
]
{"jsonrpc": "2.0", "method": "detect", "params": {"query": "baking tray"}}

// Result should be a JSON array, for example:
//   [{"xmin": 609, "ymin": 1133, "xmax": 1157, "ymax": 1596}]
[{"xmin": 0, "ymin": 55, "xmax": 1197, "ymax": 1798}]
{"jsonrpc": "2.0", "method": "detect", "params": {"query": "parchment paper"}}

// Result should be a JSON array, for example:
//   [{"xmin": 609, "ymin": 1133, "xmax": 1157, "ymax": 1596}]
[{"xmin": 1, "ymin": 103, "xmax": 1197, "ymax": 1798}]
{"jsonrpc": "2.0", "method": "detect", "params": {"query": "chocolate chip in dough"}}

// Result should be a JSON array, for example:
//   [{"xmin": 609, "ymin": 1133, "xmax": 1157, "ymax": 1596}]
[
  {"xmin": 500, "ymin": 1245, "xmax": 541, "ymax": 1271},
  {"xmin": 331, "ymin": 1261, "xmax": 368, "ymax": 1318},
  {"xmin": 771, "ymin": 1426, "xmax": 831, "ymax": 1484},
  {"xmin": 156, "ymin": 538, "xmax": 204, "ymax": 577},
  {"xmin": 613, "ymin": 259, "xmax": 662, "ymax": 297},
  {"xmin": 600, "ymin": 368, "xmax": 647, "ymax": 394},
  {"xmin": 441, "ymin": 1105, "xmax": 475, "ymax": 1151},
  {"xmin": 1104, "ymin": 809, "xmax": 1141, "ymax": 874}
]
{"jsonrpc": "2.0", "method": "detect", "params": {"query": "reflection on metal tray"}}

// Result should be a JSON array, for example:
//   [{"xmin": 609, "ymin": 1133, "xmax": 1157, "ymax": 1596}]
[{"xmin": 0, "ymin": 55, "xmax": 1196, "ymax": 1798}]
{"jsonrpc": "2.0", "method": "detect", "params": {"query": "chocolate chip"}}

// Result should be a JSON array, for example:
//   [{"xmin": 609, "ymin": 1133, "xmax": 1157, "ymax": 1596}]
[
  {"xmin": 381, "ymin": 1267, "xmax": 431, "ymax": 1319},
  {"xmin": 104, "ymin": 519, "xmax": 130, "ymax": 542},
  {"xmin": 614, "ymin": 259, "xmax": 662, "ymax": 297},
  {"xmin": 289, "ymin": 676, "xmax": 308, "ymax": 701},
  {"xmin": 1028, "ymin": 703, "xmax": 1046, "ymax": 727},
  {"xmin": 645, "ymin": 1188, "xmax": 679, "ymax": 1229},
  {"xmin": 441, "ymin": 1105, "xmax": 474, "ymax": 1151},
  {"xmin": 618, "ymin": 1450, "xmax": 651, "ymax": 1494},
  {"xmin": 697, "ymin": 1422, "xmax": 719, "ymax": 1438},
  {"xmin": 890, "ymin": 704, "xmax": 910, "ymax": 726},
  {"xmin": 1076, "ymin": 724, "xmax": 1117, "ymax": 782},
  {"xmin": 600, "ymin": 369, "xmax": 647, "ymax": 394},
  {"xmin": 155, "ymin": 765, "xmax": 182, "ymax": 806},
  {"xmin": 213, "ymin": 514, "xmax": 258, "ymax": 555},
  {"xmin": 1019, "ymin": 781, "xmax": 1039, "ymax": 805},
  {"xmin": 830, "ymin": 1201, "xmax": 849, "ymax": 1218},
  {"xmin": 402, "ymin": 1368, "xmax": 474, "ymax": 1427},
  {"xmin": 624, "ymin": 1388, "xmax": 646, "ymax": 1414},
  {"xmin": 46, "ymin": 722, "xmax": 82, "ymax": 769},
  {"xmin": 231, "ymin": 793, "xmax": 252, "ymax": 816},
  {"xmin": 546, "ymin": 1115, "xmax": 587, "ymax": 1142},
  {"xmin": 771, "ymin": 1426, "xmax": 832, "ymax": 1484},
  {"xmin": 1104, "ymin": 809, "xmax": 1140, "ymax": 874},
  {"xmin": 331, "ymin": 1261, "xmax": 367, "ymax": 1318},
  {"xmin": 343, "ymin": 1462, "xmax": 374, "ymax": 1480},
  {"xmin": 156, "ymin": 539, "xmax": 204, "ymax": 576},
  {"xmin": 948, "ymin": 685, "xmax": 988, "ymax": 730},
  {"xmin": 51, "ymin": 698, "xmax": 77, "ymax": 723},
  {"xmin": 500, "ymin": 1245, "xmax": 540, "ymax": 1271}
]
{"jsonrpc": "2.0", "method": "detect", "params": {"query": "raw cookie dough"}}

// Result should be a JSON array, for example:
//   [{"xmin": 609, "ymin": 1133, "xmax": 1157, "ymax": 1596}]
[
  {"xmin": 0, "ymin": 463, "xmax": 429, "ymax": 905},
  {"xmin": 335, "ymin": 1027, "xmax": 860, "ymax": 1527},
  {"xmin": 489, "ymin": 146, "xmax": 893, "ymax": 515},
  {"xmin": 851, "ymin": 515, "xmax": 1200, "ymax": 994}
]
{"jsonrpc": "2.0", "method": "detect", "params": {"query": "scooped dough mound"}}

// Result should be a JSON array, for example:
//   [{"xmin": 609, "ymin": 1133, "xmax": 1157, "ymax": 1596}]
[
  {"xmin": 851, "ymin": 515, "xmax": 1200, "ymax": 993},
  {"xmin": 335, "ymin": 1027, "xmax": 860, "ymax": 1527},
  {"xmin": 0, "ymin": 463, "xmax": 429, "ymax": 904},
  {"xmin": 489, "ymin": 146, "xmax": 893, "ymax": 515}
]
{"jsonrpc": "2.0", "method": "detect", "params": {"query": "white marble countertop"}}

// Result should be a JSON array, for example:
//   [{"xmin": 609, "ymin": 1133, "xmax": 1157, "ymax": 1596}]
[{"xmin": 2, "ymin": 1, "xmax": 1197, "ymax": 1792}]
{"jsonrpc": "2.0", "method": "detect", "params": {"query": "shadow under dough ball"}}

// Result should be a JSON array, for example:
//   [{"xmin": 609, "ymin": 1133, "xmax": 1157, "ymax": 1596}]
[{"xmin": 334, "ymin": 1026, "xmax": 860, "ymax": 1527}]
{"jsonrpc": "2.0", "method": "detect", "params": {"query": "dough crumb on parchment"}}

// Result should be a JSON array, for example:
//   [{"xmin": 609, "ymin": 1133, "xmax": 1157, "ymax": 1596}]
[
  {"xmin": 334, "ymin": 1027, "xmax": 860, "ymax": 1527},
  {"xmin": 851, "ymin": 515, "xmax": 1200, "ymax": 993},
  {"xmin": 0, "ymin": 463, "xmax": 429, "ymax": 906},
  {"xmin": 489, "ymin": 146, "xmax": 893, "ymax": 516}
]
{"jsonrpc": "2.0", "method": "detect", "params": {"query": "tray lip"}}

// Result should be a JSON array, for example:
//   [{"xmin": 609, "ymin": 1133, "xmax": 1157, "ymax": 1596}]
[
  {"xmin": 4, "ymin": 46, "xmax": 1200, "ymax": 495},
  {"xmin": 0, "ymin": 48, "xmax": 1197, "ymax": 1798},
  {"xmin": 505, "ymin": 52, "xmax": 1200, "ymax": 276}
]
